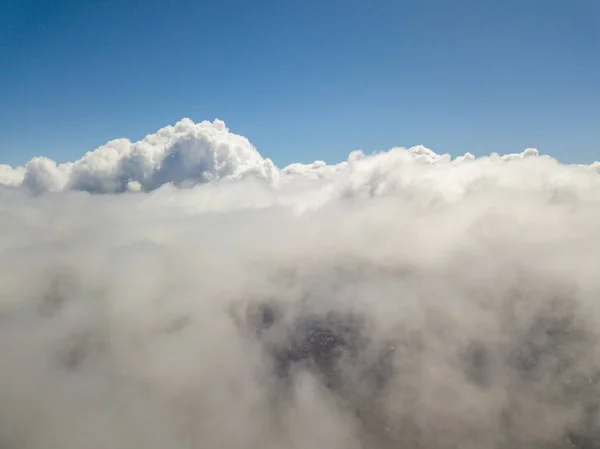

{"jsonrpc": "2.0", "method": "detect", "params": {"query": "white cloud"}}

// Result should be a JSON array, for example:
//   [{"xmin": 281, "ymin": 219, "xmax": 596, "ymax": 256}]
[
  {"xmin": 1, "ymin": 119, "xmax": 600, "ymax": 448},
  {"xmin": 0, "ymin": 164, "xmax": 26, "ymax": 187},
  {"xmin": 3, "ymin": 119, "xmax": 278, "ymax": 194},
  {"xmin": 3, "ymin": 119, "xmax": 598, "ymax": 208}
]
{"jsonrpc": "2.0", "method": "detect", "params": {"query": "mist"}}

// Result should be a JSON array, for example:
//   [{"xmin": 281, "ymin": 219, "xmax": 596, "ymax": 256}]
[{"xmin": 1, "ymin": 119, "xmax": 600, "ymax": 448}]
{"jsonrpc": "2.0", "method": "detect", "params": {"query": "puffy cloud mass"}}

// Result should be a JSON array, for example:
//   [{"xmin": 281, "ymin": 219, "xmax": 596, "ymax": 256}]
[
  {"xmin": 2, "ymin": 119, "xmax": 278, "ymax": 194},
  {"xmin": 1, "ymin": 119, "xmax": 600, "ymax": 448}
]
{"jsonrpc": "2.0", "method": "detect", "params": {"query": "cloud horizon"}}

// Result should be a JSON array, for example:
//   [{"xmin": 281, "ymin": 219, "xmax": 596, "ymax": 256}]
[{"xmin": 1, "ymin": 118, "xmax": 598, "ymax": 196}]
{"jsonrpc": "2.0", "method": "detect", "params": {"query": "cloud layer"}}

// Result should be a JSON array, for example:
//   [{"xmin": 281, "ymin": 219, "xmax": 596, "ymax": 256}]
[{"xmin": 1, "ymin": 119, "xmax": 600, "ymax": 448}]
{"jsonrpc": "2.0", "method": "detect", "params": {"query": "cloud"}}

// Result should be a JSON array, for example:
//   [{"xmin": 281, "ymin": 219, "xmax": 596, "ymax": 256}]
[
  {"xmin": 1, "ymin": 119, "xmax": 600, "ymax": 448},
  {"xmin": 4, "ymin": 119, "xmax": 278, "ymax": 194}
]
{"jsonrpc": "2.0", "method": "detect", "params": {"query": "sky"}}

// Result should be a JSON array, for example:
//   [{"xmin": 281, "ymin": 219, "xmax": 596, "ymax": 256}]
[
  {"xmin": 3, "ymin": 2, "xmax": 600, "ymax": 446},
  {"xmin": 1, "ymin": 0, "xmax": 599, "ymax": 168}
]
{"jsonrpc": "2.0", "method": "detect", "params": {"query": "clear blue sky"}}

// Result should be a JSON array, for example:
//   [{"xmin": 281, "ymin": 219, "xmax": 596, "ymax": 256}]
[{"xmin": 1, "ymin": 0, "xmax": 599, "ymax": 167}]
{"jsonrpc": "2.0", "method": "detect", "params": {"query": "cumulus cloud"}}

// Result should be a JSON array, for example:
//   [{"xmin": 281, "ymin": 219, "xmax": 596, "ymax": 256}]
[
  {"xmin": 1, "ymin": 119, "xmax": 600, "ymax": 448},
  {"xmin": 3, "ymin": 119, "xmax": 278, "ymax": 194}
]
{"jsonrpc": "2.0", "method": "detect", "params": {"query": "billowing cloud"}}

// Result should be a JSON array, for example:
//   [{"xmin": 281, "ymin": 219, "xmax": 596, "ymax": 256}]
[
  {"xmin": 2, "ymin": 118, "xmax": 598, "ymax": 205},
  {"xmin": 3, "ymin": 119, "xmax": 278, "ymax": 194},
  {"xmin": 1, "ymin": 119, "xmax": 600, "ymax": 448}
]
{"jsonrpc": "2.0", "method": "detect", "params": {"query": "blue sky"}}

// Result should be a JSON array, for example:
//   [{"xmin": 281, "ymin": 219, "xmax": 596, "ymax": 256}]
[{"xmin": 1, "ymin": 0, "xmax": 599, "ymax": 167}]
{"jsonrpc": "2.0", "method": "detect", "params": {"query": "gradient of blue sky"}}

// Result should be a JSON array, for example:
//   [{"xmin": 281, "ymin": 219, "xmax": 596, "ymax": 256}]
[{"xmin": 1, "ymin": 0, "xmax": 599, "ymax": 167}]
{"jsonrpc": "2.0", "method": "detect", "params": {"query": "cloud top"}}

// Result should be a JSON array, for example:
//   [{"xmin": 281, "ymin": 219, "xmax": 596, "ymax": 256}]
[
  {"xmin": 4, "ymin": 119, "xmax": 277, "ymax": 194},
  {"xmin": 2, "ymin": 118, "xmax": 598, "ymax": 198}
]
